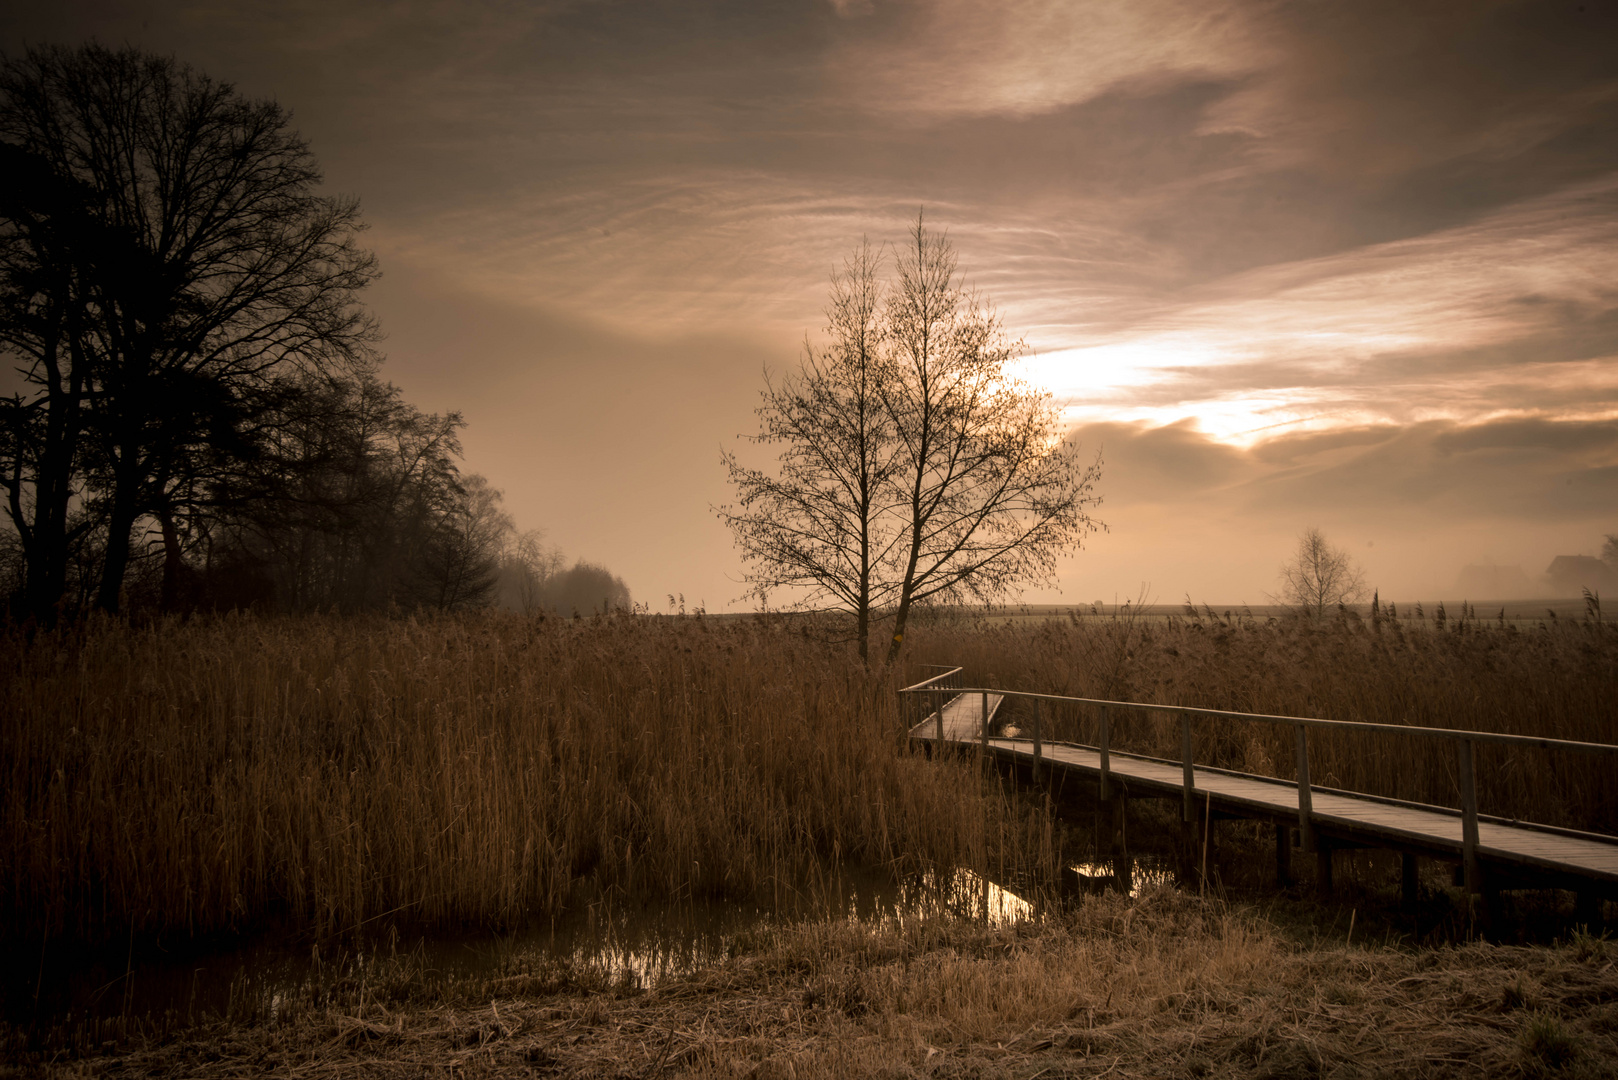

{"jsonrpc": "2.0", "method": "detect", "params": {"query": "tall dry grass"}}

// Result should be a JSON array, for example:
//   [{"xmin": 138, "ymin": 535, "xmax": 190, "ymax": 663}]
[
  {"xmin": 1, "ymin": 613, "xmax": 1056, "ymax": 950},
  {"xmin": 8, "ymin": 607, "xmax": 1614, "ymax": 954},
  {"xmin": 906, "ymin": 608, "xmax": 1618, "ymax": 834}
]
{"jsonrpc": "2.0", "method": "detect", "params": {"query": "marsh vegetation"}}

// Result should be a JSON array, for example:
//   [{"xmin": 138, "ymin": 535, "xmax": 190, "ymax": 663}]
[
  {"xmin": 4, "ymin": 607, "xmax": 1614, "ymax": 956},
  {"xmin": 3, "ymin": 608, "xmax": 1615, "ymax": 1075}
]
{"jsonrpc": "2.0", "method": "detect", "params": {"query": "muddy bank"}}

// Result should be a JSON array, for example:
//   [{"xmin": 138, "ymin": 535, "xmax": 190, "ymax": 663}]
[{"xmin": 5, "ymin": 888, "xmax": 1615, "ymax": 1079}]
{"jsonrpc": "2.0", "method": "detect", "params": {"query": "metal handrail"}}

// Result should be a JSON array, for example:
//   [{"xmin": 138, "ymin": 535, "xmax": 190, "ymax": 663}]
[
  {"xmin": 899, "ymin": 666, "xmax": 963, "ymax": 693},
  {"xmin": 899, "ymin": 666, "xmax": 963, "ymax": 745},
  {"xmin": 903, "ymin": 685, "xmax": 1618, "ymax": 755},
  {"xmin": 901, "ymin": 677, "xmax": 1618, "ymax": 896}
]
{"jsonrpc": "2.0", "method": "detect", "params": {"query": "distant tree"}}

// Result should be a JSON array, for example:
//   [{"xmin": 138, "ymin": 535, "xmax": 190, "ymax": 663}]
[
  {"xmin": 540, "ymin": 560, "xmax": 631, "ymax": 616},
  {"xmin": 720, "ymin": 214, "xmax": 1103, "ymax": 663},
  {"xmin": 1603, "ymin": 533, "xmax": 1618, "ymax": 569},
  {"xmin": 1277, "ymin": 527, "xmax": 1368, "ymax": 617},
  {"xmin": 496, "ymin": 529, "xmax": 564, "ymax": 615},
  {"xmin": 414, "ymin": 473, "xmax": 512, "ymax": 610},
  {"xmin": 0, "ymin": 43, "xmax": 378, "ymax": 620},
  {"xmin": 194, "ymin": 372, "xmax": 473, "ymax": 612}
]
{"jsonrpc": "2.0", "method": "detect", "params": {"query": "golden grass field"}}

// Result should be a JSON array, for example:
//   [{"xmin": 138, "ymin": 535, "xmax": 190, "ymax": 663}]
[{"xmin": 3, "ymin": 608, "xmax": 1616, "ymax": 954}]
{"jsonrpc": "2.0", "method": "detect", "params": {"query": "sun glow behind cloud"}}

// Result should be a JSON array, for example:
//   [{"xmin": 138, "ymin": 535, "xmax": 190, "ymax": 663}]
[{"xmin": 1011, "ymin": 174, "xmax": 1618, "ymax": 445}]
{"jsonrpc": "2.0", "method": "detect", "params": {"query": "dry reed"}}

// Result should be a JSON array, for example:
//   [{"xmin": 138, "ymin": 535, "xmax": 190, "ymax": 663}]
[
  {"xmin": 6, "ymin": 607, "xmax": 1615, "ymax": 957},
  {"xmin": 0, "ymin": 612, "xmax": 1055, "ymax": 950}
]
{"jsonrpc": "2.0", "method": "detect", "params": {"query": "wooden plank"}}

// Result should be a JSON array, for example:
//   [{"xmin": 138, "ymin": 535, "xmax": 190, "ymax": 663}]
[{"xmin": 910, "ymin": 693, "xmax": 1006, "ymax": 743}]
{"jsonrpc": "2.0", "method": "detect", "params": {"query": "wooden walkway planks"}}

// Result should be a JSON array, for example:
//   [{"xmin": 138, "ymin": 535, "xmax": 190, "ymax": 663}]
[
  {"xmin": 909, "ymin": 691, "xmax": 1005, "ymax": 743},
  {"xmin": 909, "ymin": 697, "xmax": 1618, "ymax": 889}
]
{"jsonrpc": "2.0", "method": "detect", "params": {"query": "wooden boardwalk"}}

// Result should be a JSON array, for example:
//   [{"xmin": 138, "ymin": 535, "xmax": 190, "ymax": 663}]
[{"xmin": 909, "ymin": 691, "xmax": 1618, "ymax": 902}]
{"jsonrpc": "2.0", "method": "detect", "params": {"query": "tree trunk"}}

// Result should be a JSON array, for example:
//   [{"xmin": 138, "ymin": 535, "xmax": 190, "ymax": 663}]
[
  {"xmin": 8, "ymin": 334, "xmax": 88, "ymax": 626},
  {"xmin": 158, "ymin": 505, "xmax": 186, "ymax": 612},
  {"xmin": 96, "ymin": 472, "xmax": 141, "ymax": 614}
]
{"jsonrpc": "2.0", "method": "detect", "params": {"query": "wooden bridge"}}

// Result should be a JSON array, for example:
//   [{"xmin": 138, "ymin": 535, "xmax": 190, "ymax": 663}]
[{"xmin": 901, "ymin": 667, "xmax": 1618, "ymax": 922}]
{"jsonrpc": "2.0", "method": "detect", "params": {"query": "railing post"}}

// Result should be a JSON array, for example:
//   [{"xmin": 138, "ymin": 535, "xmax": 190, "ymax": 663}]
[
  {"xmin": 1294, "ymin": 724, "xmax": 1315, "ymax": 853},
  {"xmin": 980, "ymin": 691, "xmax": 990, "ymax": 759},
  {"xmin": 1031, "ymin": 697, "xmax": 1042, "ymax": 781},
  {"xmin": 1180, "ymin": 713, "xmax": 1195, "ymax": 823},
  {"xmin": 1458, "ymin": 738, "xmax": 1481, "ymax": 897},
  {"xmin": 1180, "ymin": 712, "xmax": 1197, "ymax": 884},
  {"xmin": 1098, "ymin": 706, "xmax": 1111, "ymax": 801},
  {"xmin": 935, "ymin": 687, "xmax": 944, "ymax": 745}
]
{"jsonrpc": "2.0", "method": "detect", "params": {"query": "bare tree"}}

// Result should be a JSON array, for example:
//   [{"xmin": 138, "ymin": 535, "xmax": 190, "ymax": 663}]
[
  {"xmin": 720, "ymin": 215, "xmax": 1103, "ymax": 663},
  {"xmin": 497, "ymin": 529, "xmax": 564, "ymax": 615},
  {"xmin": 1602, "ymin": 533, "xmax": 1617, "ymax": 570},
  {"xmin": 719, "ymin": 240, "xmax": 905, "ymax": 661},
  {"xmin": 1277, "ymin": 526, "xmax": 1368, "ymax": 617},
  {"xmin": 880, "ymin": 215, "xmax": 1102, "ymax": 661},
  {"xmin": 0, "ymin": 43, "xmax": 378, "ymax": 618},
  {"xmin": 416, "ymin": 473, "xmax": 512, "ymax": 610}
]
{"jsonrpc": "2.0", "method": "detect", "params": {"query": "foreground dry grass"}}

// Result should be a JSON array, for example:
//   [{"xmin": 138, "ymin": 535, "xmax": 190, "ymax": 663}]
[{"xmin": 7, "ymin": 888, "xmax": 1615, "ymax": 1079}]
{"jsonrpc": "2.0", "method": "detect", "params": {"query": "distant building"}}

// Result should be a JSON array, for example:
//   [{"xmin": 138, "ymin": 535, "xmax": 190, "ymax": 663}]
[
  {"xmin": 1543, "ymin": 555, "xmax": 1618, "ymax": 597},
  {"xmin": 1451, "ymin": 564, "xmax": 1535, "ymax": 599}
]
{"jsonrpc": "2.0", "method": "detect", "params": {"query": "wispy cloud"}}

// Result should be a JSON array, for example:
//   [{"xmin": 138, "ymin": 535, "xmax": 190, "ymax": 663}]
[
  {"xmin": 825, "ymin": 0, "xmax": 1266, "ymax": 120},
  {"xmin": 1024, "ymin": 175, "xmax": 1618, "ymax": 438}
]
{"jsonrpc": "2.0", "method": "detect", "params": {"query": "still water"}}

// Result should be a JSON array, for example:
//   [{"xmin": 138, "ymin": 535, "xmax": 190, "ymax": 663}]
[
  {"xmin": 15, "ymin": 864, "xmax": 1054, "ymax": 1026},
  {"xmin": 16, "ymin": 857, "xmax": 1185, "ymax": 1027}
]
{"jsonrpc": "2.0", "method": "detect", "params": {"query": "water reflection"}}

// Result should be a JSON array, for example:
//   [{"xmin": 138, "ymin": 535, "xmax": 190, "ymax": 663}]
[
  {"xmin": 14, "ymin": 864, "xmax": 1040, "ymax": 1025},
  {"xmin": 1065, "ymin": 857, "xmax": 1175, "ymax": 898},
  {"xmin": 533, "ymin": 865, "xmax": 1033, "ymax": 990}
]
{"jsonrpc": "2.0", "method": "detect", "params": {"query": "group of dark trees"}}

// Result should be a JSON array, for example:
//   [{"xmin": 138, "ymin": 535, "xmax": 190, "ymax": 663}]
[{"xmin": 0, "ymin": 43, "xmax": 628, "ymax": 623}]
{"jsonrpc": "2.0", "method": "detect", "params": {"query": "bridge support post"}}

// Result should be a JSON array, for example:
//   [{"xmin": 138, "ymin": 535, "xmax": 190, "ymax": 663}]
[
  {"xmin": 1295, "ymin": 725, "xmax": 1316, "ymax": 854},
  {"xmin": 1180, "ymin": 714, "xmax": 1199, "ymax": 884},
  {"xmin": 1092, "ymin": 708, "xmax": 1130, "ymax": 893},
  {"xmin": 1457, "ymin": 739, "xmax": 1482, "ymax": 898},
  {"xmin": 1402, "ymin": 853, "xmax": 1419, "ymax": 909},
  {"xmin": 1576, "ymin": 890, "xmax": 1602, "ymax": 933},
  {"xmin": 1276, "ymin": 824, "xmax": 1291, "ymax": 888},
  {"xmin": 1098, "ymin": 707, "xmax": 1111, "ymax": 800},
  {"xmin": 1110, "ymin": 795, "xmax": 1131, "ymax": 894}
]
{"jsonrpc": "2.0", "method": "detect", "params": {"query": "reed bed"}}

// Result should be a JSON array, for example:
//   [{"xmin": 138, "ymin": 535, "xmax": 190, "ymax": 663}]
[
  {"xmin": 907, "ymin": 607, "xmax": 1618, "ymax": 834},
  {"xmin": 0, "ymin": 612, "xmax": 1055, "ymax": 951},
  {"xmin": 6, "ymin": 607, "xmax": 1615, "ymax": 957}
]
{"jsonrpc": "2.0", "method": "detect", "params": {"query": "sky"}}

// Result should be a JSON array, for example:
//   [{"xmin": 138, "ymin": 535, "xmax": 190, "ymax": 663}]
[{"xmin": 5, "ymin": 0, "xmax": 1617, "ymax": 608}]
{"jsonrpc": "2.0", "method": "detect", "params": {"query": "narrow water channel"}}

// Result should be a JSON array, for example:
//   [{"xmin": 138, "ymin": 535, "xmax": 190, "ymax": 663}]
[
  {"xmin": 13, "ymin": 854, "xmax": 1193, "ymax": 1030},
  {"xmin": 12, "ymin": 864, "xmax": 1056, "ymax": 1028}
]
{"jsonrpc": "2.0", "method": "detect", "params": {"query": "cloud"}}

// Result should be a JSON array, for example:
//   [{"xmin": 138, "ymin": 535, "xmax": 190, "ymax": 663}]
[
  {"xmin": 825, "ymin": 0, "xmax": 1267, "ymax": 120},
  {"xmin": 1035, "ymin": 174, "xmax": 1618, "ymax": 437},
  {"xmin": 1078, "ymin": 415, "xmax": 1618, "ymax": 523}
]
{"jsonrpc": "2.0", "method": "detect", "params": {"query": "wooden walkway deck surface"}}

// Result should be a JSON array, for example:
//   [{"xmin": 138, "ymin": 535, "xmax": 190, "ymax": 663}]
[{"xmin": 909, "ymin": 696, "xmax": 1618, "ymax": 895}]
